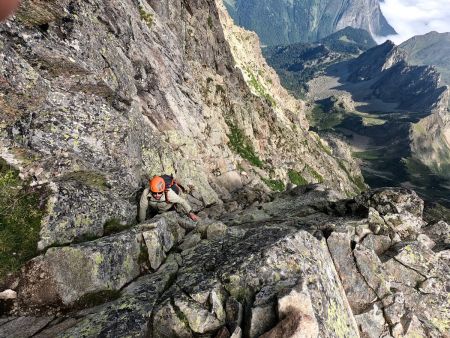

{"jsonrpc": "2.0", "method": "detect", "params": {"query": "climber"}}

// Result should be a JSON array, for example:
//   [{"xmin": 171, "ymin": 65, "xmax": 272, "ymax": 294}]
[
  {"xmin": 0, "ymin": 0, "xmax": 20, "ymax": 21},
  {"xmin": 139, "ymin": 175, "xmax": 199, "ymax": 223}
]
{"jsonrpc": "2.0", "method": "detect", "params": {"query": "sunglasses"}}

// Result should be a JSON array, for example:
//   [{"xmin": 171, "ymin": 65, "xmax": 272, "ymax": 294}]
[{"xmin": 151, "ymin": 192, "xmax": 163, "ymax": 197}]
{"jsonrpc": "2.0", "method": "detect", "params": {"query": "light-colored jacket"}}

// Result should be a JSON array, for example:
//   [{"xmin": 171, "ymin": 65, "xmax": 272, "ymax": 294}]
[{"xmin": 139, "ymin": 187, "xmax": 192, "ymax": 222}]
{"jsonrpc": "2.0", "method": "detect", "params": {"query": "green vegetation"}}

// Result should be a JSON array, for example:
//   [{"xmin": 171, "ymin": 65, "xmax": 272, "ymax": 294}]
[
  {"xmin": 227, "ymin": 123, "xmax": 264, "ymax": 168},
  {"xmin": 337, "ymin": 159, "xmax": 366, "ymax": 192},
  {"xmin": 305, "ymin": 164, "xmax": 324, "ymax": 183},
  {"xmin": 138, "ymin": 243, "xmax": 149, "ymax": 266},
  {"xmin": 207, "ymin": 16, "xmax": 213, "ymax": 29},
  {"xmin": 245, "ymin": 68, "xmax": 276, "ymax": 107},
  {"xmin": 73, "ymin": 290, "xmax": 121, "ymax": 310},
  {"xmin": 262, "ymin": 178, "xmax": 285, "ymax": 191},
  {"xmin": 353, "ymin": 149, "xmax": 384, "ymax": 161},
  {"xmin": 361, "ymin": 116, "xmax": 386, "ymax": 126},
  {"xmin": 63, "ymin": 171, "xmax": 109, "ymax": 190},
  {"xmin": 103, "ymin": 219, "xmax": 132, "ymax": 236},
  {"xmin": 139, "ymin": 6, "xmax": 154, "ymax": 29},
  {"xmin": 288, "ymin": 169, "xmax": 308, "ymax": 186},
  {"xmin": 307, "ymin": 104, "xmax": 344, "ymax": 131},
  {"xmin": 313, "ymin": 134, "xmax": 333, "ymax": 156},
  {"xmin": 215, "ymin": 84, "xmax": 225, "ymax": 95},
  {"xmin": 0, "ymin": 159, "xmax": 47, "ymax": 282}
]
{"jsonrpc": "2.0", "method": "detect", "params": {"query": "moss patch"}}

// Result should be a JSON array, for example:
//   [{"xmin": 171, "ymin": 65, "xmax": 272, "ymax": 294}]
[
  {"xmin": 139, "ymin": 6, "xmax": 154, "ymax": 29},
  {"xmin": 245, "ymin": 68, "xmax": 276, "ymax": 107},
  {"xmin": 0, "ymin": 158, "xmax": 47, "ymax": 282},
  {"xmin": 227, "ymin": 123, "xmax": 264, "ymax": 168},
  {"xmin": 103, "ymin": 219, "xmax": 132, "ymax": 236},
  {"xmin": 262, "ymin": 178, "xmax": 285, "ymax": 192},
  {"xmin": 138, "ymin": 243, "xmax": 149, "ymax": 266},
  {"xmin": 288, "ymin": 169, "xmax": 308, "ymax": 186},
  {"xmin": 207, "ymin": 16, "xmax": 213, "ymax": 29},
  {"xmin": 307, "ymin": 104, "xmax": 344, "ymax": 130},
  {"xmin": 305, "ymin": 164, "xmax": 324, "ymax": 183},
  {"xmin": 73, "ymin": 290, "xmax": 121, "ymax": 310},
  {"xmin": 62, "ymin": 171, "xmax": 109, "ymax": 190},
  {"xmin": 353, "ymin": 149, "xmax": 383, "ymax": 161},
  {"xmin": 337, "ymin": 160, "xmax": 366, "ymax": 192}
]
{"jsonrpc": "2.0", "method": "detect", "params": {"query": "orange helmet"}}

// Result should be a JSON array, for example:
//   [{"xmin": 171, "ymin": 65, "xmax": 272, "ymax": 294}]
[{"xmin": 149, "ymin": 176, "xmax": 165, "ymax": 193}]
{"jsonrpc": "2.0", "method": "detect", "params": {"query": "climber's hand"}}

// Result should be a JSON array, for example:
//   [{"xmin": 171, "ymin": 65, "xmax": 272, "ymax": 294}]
[{"xmin": 188, "ymin": 212, "xmax": 199, "ymax": 222}]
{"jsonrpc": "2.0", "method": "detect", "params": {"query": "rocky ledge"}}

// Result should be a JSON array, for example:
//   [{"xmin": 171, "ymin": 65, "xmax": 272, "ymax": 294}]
[{"xmin": 0, "ymin": 186, "xmax": 448, "ymax": 338}]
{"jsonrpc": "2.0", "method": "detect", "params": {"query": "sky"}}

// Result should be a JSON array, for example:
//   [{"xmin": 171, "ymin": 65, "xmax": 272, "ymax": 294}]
[{"xmin": 377, "ymin": 0, "xmax": 450, "ymax": 44}]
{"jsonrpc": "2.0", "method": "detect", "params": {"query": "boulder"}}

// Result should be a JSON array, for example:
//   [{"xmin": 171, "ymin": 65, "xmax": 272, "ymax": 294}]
[
  {"xmin": 17, "ymin": 229, "xmax": 142, "ymax": 312},
  {"xmin": 356, "ymin": 188, "xmax": 425, "ymax": 239},
  {"xmin": 355, "ymin": 304, "xmax": 388, "ymax": 338},
  {"xmin": 141, "ymin": 217, "xmax": 175, "ymax": 270},
  {"xmin": 327, "ymin": 232, "xmax": 377, "ymax": 313},
  {"xmin": 57, "ymin": 256, "xmax": 179, "ymax": 337},
  {"xmin": 153, "ymin": 227, "xmax": 359, "ymax": 337},
  {"xmin": 259, "ymin": 281, "xmax": 319, "ymax": 338},
  {"xmin": 0, "ymin": 316, "xmax": 55, "ymax": 338}
]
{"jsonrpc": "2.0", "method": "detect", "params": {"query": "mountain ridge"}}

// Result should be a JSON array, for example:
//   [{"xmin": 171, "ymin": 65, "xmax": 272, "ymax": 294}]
[{"xmin": 224, "ymin": 0, "xmax": 395, "ymax": 45}]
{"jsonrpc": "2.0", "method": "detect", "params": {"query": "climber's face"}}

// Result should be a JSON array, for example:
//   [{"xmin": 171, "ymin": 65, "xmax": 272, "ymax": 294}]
[
  {"xmin": 0, "ymin": 0, "xmax": 20, "ymax": 22},
  {"xmin": 152, "ymin": 192, "xmax": 163, "ymax": 200}
]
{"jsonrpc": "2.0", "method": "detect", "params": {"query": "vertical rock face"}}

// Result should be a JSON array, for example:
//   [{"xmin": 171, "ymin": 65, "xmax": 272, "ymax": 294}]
[
  {"xmin": 0, "ymin": 0, "xmax": 364, "ymax": 250},
  {"xmin": 223, "ymin": 0, "xmax": 395, "ymax": 46}
]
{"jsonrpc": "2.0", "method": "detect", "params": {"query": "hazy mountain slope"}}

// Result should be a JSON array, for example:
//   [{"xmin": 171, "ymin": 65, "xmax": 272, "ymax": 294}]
[
  {"xmin": 348, "ymin": 41, "xmax": 448, "ymax": 112},
  {"xmin": 224, "ymin": 0, "xmax": 395, "ymax": 45},
  {"xmin": 400, "ymin": 31, "xmax": 450, "ymax": 86},
  {"xmin": 303, "ymin": 40, "xmax": 450, "ymax": 203},
  {"xmin": 263, "ymin": 27, "xmax": 377, "ymax": 96}
]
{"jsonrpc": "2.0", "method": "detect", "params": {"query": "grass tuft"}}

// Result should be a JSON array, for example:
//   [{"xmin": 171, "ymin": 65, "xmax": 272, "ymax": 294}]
[
  {"xmin": 227, "ymin": 123, "xmax": 264, "ymax": 168},
  {"xmin": 139, "ymin": 6, "xmax": 154, "ymax": 29},
  {"xmin": 262, "ymin": 178, "xmax": 285, "ymax": 192},
  {"xmin": 288, "ymin": 169, "xmax": 308, "ymax": 186},
  {"xmin": 0, "ymin": 158, "xmax": 47, "ymax": 282}
]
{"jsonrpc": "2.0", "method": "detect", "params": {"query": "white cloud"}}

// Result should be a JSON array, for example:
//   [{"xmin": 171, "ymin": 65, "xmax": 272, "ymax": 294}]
[{"xmin": 376, "ymin": 0, "xmax": 450, "ymax": 44}]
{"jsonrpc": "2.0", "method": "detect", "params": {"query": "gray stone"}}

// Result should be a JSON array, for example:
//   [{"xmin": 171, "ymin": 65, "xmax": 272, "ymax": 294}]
[
  {"xmin": 355, "ymin": 304, "xmax": 387, "ymax": 338},
  {"xmin": 225, "ymin": 297, "xmax": 243, "ymax": 331},
  {"xmin": 248, "ymin": 303, "xmax": 277, "ymax": 338},
  {"xmin": 368, "ymin": 207, "xmax": 387, "ymax": 234},
  {"xmin": 403, "ymin": 315, "xmax": 427, "ymax": 337},
  {"xmin": 179, "ymin": 232, "xmax": 202, "ymax": 251},
  {"xmin": 142, "ymin": 224, "xmax": 172, "ymax": 268},
  {"xmin": 0, "ymin": 316, "xmax": 54, "ymax": 338},
  {"xmin": 356, "ymin": 188, "xmax": 424, "ymax": 218},
  {"xmin": 60, "ymin": 256, "xmax": 179, "ymax": 337},
  {"xmin": 267, "ymin": 281, "xmax": 319, "ymax": 338},
  {"xmin": 33, "ymin": 318, "xmax": 80, "ymax": 338},
  {"xmin": 153, "ymin": 228, "xmax": 359, "ymax": 337},
  {"xmin": 0, "ymin": 290, "xmax": 16, "ymax": 300},
  {"xmin": 361, "ymin": 234, "xmax": 392, "ymax": 255},
  {"xmin": 354, "ymin": 246, "xmax": 391, "ymax": 299},
  {"xmin": 152, "ymin": 300, "xmax": 193, "ymax": 338},
  {"xmin": 417, "ymin": 233, "xmax": 435, "ymax": 249},
  {"xmin": 18, "ymin": 230, "xmax": 142, "ymax": 309},
  {"xmin": 423, "ymin": 221, "xmax": 450, "ymax": 246},
  {"xmin": 174, "ymin": 295, "xmax": 223, "ymax": 334},
  {"xmin": 206, "ymin": 221, "xmax": 228, "ymax": 240},
  {"xmin": 382, "ymin": 293, "xmax": 405, "ymax": 326},
  {"xmin": 230, "ymin": 327, "xmax": 242, "ymax": 338},
  {"xmin": 327, "ymin": 232, "xmax": 377, "ymax": 313}
]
